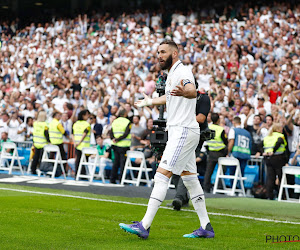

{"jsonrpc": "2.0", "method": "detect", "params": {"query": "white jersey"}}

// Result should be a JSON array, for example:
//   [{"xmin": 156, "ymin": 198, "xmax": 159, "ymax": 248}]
[{"xmin": 165, "ymin": 60, "xmax": 199, "ymax": 132}]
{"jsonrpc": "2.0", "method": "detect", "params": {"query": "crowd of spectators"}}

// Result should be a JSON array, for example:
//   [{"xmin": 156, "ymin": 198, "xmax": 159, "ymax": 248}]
[{"xmin": 0, "ymin": 3, "xmax": 299, "ymax": 187}]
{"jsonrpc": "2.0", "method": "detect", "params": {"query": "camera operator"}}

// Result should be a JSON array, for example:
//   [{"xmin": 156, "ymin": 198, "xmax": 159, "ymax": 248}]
[{"xmin": 171, "ymin": 88, "xmax": 212, "ymax": 210}]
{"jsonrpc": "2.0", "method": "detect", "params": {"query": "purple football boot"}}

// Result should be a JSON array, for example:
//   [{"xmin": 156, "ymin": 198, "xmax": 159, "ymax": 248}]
[
  {"xmin": 119, "ymin": 221, "xmax": 150, "ymax": 239},
  {"xmin": 183, "ymin": 223, "xmax": 215, "ymax": 238}
]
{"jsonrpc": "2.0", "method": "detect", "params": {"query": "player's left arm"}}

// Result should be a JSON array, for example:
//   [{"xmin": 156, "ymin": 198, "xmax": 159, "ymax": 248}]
[{"xmin": 170, "ymin": 79, "xmax": 197, "ymax": 99}]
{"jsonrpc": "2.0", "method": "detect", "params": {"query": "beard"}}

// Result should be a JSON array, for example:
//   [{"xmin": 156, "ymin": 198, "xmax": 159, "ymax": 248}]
[{"xmin": 159, "ymin": 54, "xmax": 173, "ymax": 70}]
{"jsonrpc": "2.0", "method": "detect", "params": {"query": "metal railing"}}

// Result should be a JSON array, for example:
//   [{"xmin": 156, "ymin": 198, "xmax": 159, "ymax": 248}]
[
  {"xmin": 13, "ymin": 141, "xmax": 33, "ymax": 148},
  {"xmin": 247, "ymin": 156, "xmax": 265, "ymax": 184}
]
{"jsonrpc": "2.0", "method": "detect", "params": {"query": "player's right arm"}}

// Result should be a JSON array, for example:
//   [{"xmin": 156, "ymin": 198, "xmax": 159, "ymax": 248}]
[
  {"xmin": 135, "ymin": 93, "xmax": 166, "ymax": 107},
  {"xmin": 152, "ymin": 95, "xmax": 166, "ymax": 105}
]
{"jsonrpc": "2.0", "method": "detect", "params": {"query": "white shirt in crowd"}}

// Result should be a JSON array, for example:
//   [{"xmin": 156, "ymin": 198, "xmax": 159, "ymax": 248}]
[
  {"xmin": 52, "ymin": 97, "xmax": 69, "ymax": 111},
  {"xmin": 197, "ymin": 73, "xmax": 211, "ymax": 91},
  {"xmin": 21, "ymin": 109, "xmax": 35, "ymax": 123},
  {"xmin": 96, "ymin": 117, "xmax": 108, "ymax": 127},
  {"xmin": 239, "ymin": 114, "xmax": 254, "ymax": 128},
  {"xmin": 213, "ymin": 98, "xmax": 229, "ymax": 113},
  {"xmin": 287, "ymin": 125, "xmax": 300, "ymax": 153},
  {"xmin": 0, "ymin": 119, "xmax": 8, "ymax": 136},
  {"xmin": 87, "ymin": 99, "xmax": 100, "ymax": 115},
  {"xmin": 8, "ymin": 119, "xmax": 21, "ymax": 141}
]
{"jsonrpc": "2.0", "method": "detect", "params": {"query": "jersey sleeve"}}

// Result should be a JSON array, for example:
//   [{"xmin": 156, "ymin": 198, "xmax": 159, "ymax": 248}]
[{"xmin": 176, "ymin": 68, "xmax": 195, "ymax": 87}]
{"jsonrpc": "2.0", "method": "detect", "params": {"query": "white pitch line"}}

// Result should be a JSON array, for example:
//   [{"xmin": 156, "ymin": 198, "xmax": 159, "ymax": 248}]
[{"xmin": 0, "ymin": 187, "xmax": 299, "ymax": 225}]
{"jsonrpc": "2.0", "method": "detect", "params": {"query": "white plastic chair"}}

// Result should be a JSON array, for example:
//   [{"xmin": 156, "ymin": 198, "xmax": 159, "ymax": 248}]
[
  {"xmin": 213, "ymin": 157, "xmax": 246, "ymax": 196},
  {"xmin": 39, "ymin": 145, "xmax": 66, "ymax": 179},
  {"xmin": 0, "ymin": 142, "xmax": 24, "ymax": 175},
  {"xmin": 76, "ymin": 147, "xmax": 99, "ymax": 182},
  {"xmin": 278, "ymin": 166, "xmax": 300, "ymax": 203},
  {"xmin": 121, "ymin": 150, "xmax": 152, "ymax": 187}
]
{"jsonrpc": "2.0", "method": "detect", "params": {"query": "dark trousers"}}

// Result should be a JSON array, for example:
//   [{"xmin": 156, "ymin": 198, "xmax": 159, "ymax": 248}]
[
  {"xmin": 58, "ymin": 144, "xmax": 67, "ymax": 160},
  {"xmin": 204, "ymin": 150, "xmax": 227, "ymax": 192},
  {"xmin": 75, "ymin": 148, "xmax": 86, "ymax": 176},
  {"xmin": 265, "ymin": 155, "xmax": 286, "ymax": 199},
  {"xmin": 110, "ymin": 145, "xmax": 129, "ymax": 183},
  {"xmin": 58, "ymin": 144, "xmax": 67, "ymax": 172},
  {"xmin": 172, "ymin": 175, "xmax": 189, "ymax": 204},
  {"xmin": 204, "ymin": 158, "xmax": 218, "ymax": 192},
  {"xmin": 31, "ymin": 147, "xmax": 43, "ymax": 174}
]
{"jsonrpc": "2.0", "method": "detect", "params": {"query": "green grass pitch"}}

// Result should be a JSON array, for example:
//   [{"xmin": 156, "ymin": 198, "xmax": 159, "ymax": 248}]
[{"xmin": 0, "ymin": 183, "xmax": 299, "ymax": 249}]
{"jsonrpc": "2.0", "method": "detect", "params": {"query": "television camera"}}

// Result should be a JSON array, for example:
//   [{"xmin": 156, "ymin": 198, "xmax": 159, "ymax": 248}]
[{"xmin": 150, "ymin": 72, "xmax": 168, "ymax": 158}]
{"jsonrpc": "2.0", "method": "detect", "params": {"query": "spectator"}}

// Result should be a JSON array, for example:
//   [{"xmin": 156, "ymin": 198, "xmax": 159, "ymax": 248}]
[
  {"xmin": 144, "ymin": 74, "xmax": 156, "ymax": 95},
  {"xmin": 239, "ymin": 103, "xmax": 254, "ymax": 128},
  {"xmin": 268, "ymin": 82, "xmax": 282, "ymax": 104},
  {"xmin": 265, "ymin": 114, "xmax": 274, "ymax": 131},
  {"xmin": 90, "ymin": 135, "xmax": 114, "ymax": 179},
  {"xmin": 89, "ymin": 114, "xmax": 103, "ymax": 145},
  {"xmin": 212, "ymin": 89, "xmax": 229, "ymax": 113},
  {"xmin": 0, "ymin": 131, "xmax": 12, "ymax": 150},
  {"xmin": 0, "ymin": 131, "xmax": 12, "ymax": 166},
  {"xmin": 245, "ymin": 112, "xmax": 269, "ymax": 155},
  {"xmin": 288, "ymin": 143, "xmax": 300, "ymax": 198},
  {"xmin": 24, "ymin": 117, "xmax": 34, "ymax": 141},
  {"xmin": 130, "ymin": 115, "xmax": 145, "ymax": 151},
  {"xmin": 60, "ymin": 112, "xmax": 73, "ymax": 143},
  {"xmin": 0, "ymin": 113, "xmax": 9, "ymax": 135},
  {"xmin": 21, "ymin": 102, "xmax": 36, "ymax": 123},
  {"xmin": 285, "ymin": 110, "xmax": 300, "ymax": 155},
  {"xmin": 52, "ymin": 89, "xmax": 69, "ymax": 112},
  {"xmin": 7, "ymin": 111, "xmax": 23, "ymax": 141}
]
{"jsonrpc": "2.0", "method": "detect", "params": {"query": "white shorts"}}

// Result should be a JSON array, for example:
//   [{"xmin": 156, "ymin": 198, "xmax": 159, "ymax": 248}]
[{"xmin": 159, "ymin": 126, "xmax": 200, "ymax": 175}]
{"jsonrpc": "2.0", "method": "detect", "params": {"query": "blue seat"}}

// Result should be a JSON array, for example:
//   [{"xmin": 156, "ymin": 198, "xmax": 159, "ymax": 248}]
[
  {"xmin": 211, "ymin": 164, "xmax": 218, "ymax": 184},
  {"xmin": 244, "ymin": 165, "xmax": 259, "ymax": 189},
  {"xmin": 20, "ymin": 147, "xmax": 31, "ymax": 166},
  {"xmin": 17, "ymin": 147, "xmax": 24, "ymax": 156}
]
